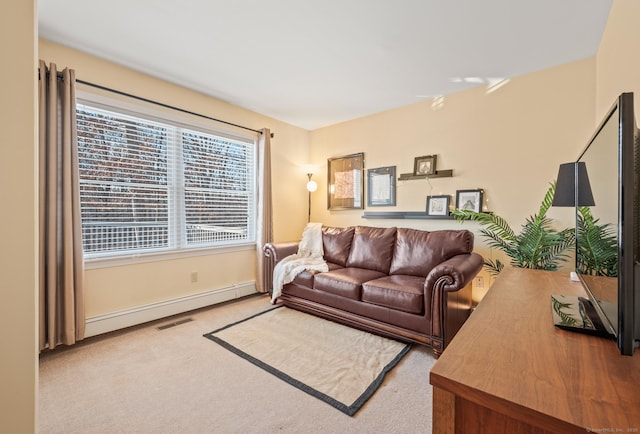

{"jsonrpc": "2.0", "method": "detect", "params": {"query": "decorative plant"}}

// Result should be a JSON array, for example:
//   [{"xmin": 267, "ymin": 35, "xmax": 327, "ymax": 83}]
[
  {"xmin": 576, "ymin": 206, "xmax": 618, "ymax": 277},
  {"xmin": 452, "ymin": 182, "xmax": 575, "ymax": 275}
]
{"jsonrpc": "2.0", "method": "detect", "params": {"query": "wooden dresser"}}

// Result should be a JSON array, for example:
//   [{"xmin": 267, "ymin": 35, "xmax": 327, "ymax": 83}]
[{"xmin": 430, "ymin": 267, "xmax": 640, "ymax": 434}]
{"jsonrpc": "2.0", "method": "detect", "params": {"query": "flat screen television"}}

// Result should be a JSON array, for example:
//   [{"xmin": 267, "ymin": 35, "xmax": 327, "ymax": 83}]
[{"xmin": 567, "ymin": 92, "xmax": 640, "ymax": 356}]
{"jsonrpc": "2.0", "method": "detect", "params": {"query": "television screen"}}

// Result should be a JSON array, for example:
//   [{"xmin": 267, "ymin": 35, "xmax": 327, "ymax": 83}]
[
  {"xmin": 575, "ymin": 92, "xmax": 639, "ymax": 355},
  {"xmin": 575, "ymin": 105, "xmax": 619, "ymax": 333}
]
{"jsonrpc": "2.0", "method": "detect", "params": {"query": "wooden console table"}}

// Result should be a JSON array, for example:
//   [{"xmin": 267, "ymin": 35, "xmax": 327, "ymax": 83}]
[{"xmin": 430, "ymin": 267, "xmax": 640, "ymax": 434}]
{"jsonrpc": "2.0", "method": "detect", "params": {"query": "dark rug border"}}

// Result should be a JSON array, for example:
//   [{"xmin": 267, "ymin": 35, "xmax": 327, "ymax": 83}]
[{"xmin": 203, "ymin": 307, "xmax": 412, "ymax": 416}]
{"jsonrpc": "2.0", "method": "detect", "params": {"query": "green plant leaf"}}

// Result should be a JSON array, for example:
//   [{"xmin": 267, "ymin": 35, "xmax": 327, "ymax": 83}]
[
  {"xmin": 576, "ymin": 206, "xmax": 618, "ymax": 276},
  {"xmin": 483, "ymin": 258, "xmax": 504, "ymax": 276},
  {"xmin": 453, "ymin": 183, "xmax": 574, "ymax": 275},
  {"xmin": 551, "ymin": 296, "xmax": 578, "ymax": 326}
]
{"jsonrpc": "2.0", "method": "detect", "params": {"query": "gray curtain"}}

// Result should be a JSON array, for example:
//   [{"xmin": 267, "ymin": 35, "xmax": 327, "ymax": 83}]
[
  {"xmin": 256, "ymin": 128, "xmax": 273, "ymax": 293},
  {"xmin": 38, "ymin": 60, "xmax": 85, "ymax": 350}
]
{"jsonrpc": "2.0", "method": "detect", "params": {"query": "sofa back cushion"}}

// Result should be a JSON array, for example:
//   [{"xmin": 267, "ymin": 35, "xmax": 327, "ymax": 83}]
[
  {"xmin": 322, "ymin": 226, "xmax": 355, "ymax": 267},
  {"xmin": 390, "ymin": 228, "xmax": 474, "ymax": 277},
  {"xmin": 346, "ymin": 226, "xmax": 397, "ymax": 274}
]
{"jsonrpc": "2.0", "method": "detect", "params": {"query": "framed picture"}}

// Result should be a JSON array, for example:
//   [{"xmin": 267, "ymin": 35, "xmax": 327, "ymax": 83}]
[
  {"xmin": 426, "ymin": 195, "xmax": 450, "ymax": 216},
  {"xmin": 327, "ymin": 152, "xmax": 364, "ymax": 210},
  {"xmin": 456, "ymin": 189, "xmax": 484, "ymax": 212},
  {"xmin": 413, "ymin": 155, "xmax": 437, "ymax": 176},
  {"xmin": 367, "ymin": 166, "xmax": 396, "ymax": 207}
]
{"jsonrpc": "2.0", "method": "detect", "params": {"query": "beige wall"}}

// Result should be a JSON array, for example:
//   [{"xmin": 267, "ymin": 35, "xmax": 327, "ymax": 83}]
[
  {"xmin": 596, "ymin": 0, "xmax": 640, "ymax": 119},
  {"xmin": 39, "ymin": 40, "xmax": 311, "ymax": 317},
  {"xmin": 0, "ymin": 0, "xmax": 38, "ymax": 431},
  {"xmin": 309, "ymin": 57, "xmax": 596, "ymax": 291}
]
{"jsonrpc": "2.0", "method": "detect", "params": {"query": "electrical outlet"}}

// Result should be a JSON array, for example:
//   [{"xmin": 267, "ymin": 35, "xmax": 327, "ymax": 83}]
[
  {"xmin": 475, "ymin": 276, "xmax": 484, "ymax": 288},
  {"xmin": 190, "ymin": 271, "xmax": 198, "ymax": 283}
]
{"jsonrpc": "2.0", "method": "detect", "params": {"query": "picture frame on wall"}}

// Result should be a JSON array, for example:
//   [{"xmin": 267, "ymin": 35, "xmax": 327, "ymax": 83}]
[
  {"xmin": 367, "ymin": 166, "xmax": 396, "ymax": 207},
  {"xmin": 413, "ymin": 155, "xmax": 437, "ymax": 176},
  {"xmin": 426, "ymin": 195, "xmax": 450, "ymax": 216},
  {"xmin": 327, "ymin": 152, "xmax": 365, "ymax": 210},
  {"xmin": 455, "ymin": 189, "xmax": 484, "ymax": 213}
]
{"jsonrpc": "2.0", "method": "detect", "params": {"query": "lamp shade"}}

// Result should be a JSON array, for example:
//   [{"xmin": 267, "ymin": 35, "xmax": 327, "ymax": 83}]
[{"xmin": 552, "ymin": 162, "xmax": 595, "ymax": 207}]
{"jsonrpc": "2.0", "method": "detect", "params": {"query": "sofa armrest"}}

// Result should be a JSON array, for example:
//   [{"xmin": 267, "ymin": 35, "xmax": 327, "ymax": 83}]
[
  {"xmin": 424, "ymin": 252, "xmax": 483, "ymax": 294},
  {"xmin": 263, "ymin": 242, "xmax": 299, "ymax": 264},
  {"xmin": 425, "ymin": 252, "xmax": 483, "ymax": 351}
]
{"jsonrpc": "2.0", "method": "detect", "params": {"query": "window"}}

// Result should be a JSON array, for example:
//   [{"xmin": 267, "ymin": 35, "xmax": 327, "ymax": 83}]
[{"xmin": 76, "ymin": 100, "xmax": 256, "ymax": 261}]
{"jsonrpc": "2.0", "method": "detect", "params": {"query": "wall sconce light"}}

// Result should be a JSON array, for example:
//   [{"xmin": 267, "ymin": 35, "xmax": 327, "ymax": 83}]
[{"xmin": 302, "ymin": 164, "xmax": 320, "ymax": 222}]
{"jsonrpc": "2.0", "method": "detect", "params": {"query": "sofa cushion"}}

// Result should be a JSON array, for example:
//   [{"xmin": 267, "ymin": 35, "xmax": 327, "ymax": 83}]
[
  {"xmin": 322, "ymin": 226, "xmax": 355, "ymax": 267},
  {"xmin": 362, "ymin": 275, "xmax": 425, "ymax": 314},
  {"xmin": 313, "ymin": 267, "xmax": 386, "ymax": 300},
  {"xmin": 291, "ymin": 270, "xmax": 316, "ymax": 288},
  {"xmin": 289, "ymin": 263, "xmax": 343, "ymax": 288},
  {"xmin": 346, "ymin": 226, "xmax": 397, "ymax": 274},
  {"xmin": 325, "ymin": 262, "xmax": 345, "ymax": 271},
  {"xmin": 389, "ymin": 228, "xmax": 474, "ymax": 277}
]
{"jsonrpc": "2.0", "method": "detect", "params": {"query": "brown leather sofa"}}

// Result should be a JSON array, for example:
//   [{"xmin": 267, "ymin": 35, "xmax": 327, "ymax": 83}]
[{"xmin": 263, "ymin": 225, "xmax": 483, "ymax": 357}]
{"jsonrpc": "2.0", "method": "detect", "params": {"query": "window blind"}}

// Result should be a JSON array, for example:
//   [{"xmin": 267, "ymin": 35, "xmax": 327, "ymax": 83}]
[{"xmin": 76, "ymin": 103, "xmax": 256, "ymax": 259}]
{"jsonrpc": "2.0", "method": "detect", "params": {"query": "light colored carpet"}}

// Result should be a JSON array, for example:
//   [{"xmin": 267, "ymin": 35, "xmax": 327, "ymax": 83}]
[
  {"xmin": 39, "ymin": 294, "xmax": 435, "ymax": 433},
  {"xmin": 204, "ymin": 306, "xmax": 410, "ymax": 415}
]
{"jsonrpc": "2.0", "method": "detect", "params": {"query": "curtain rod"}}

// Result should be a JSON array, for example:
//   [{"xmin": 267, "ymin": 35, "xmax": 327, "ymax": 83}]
[{"xmin": 42, "ymin": 70, "xmax": 273, "ymax": 138}]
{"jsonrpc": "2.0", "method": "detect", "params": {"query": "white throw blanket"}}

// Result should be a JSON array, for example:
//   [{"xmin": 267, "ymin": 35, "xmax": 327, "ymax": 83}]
[{"xmin": 271, "ymin": 222, "xmax": 328, "ymax": 303}]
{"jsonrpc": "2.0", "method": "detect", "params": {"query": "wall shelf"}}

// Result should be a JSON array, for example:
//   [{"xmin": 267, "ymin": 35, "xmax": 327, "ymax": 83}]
[
  {"xmin": 362, "ymin": 211, "xmax": 454, "ymax": 220},
  {"xmin": 362, "ymin": 211, "xmax": 489, "ymax": 220},
  {"xmin": 370, "ymin": 166, "xmax": 455, "ymax": 219},
  {"xmin": 398, "ymin": 169, "xmax": 453, "ymax": 181}
]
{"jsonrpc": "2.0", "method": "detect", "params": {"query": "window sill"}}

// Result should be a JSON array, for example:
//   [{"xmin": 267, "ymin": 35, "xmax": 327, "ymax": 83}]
[{"xmin": 84, "ymin": 242, "xmax": 256, "ymax": 269}]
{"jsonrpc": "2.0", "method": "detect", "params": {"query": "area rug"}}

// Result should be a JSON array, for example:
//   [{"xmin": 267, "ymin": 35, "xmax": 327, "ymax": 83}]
[{"xmin": 203, "ymin": 306, "xmax": 411, "ymax": 416}]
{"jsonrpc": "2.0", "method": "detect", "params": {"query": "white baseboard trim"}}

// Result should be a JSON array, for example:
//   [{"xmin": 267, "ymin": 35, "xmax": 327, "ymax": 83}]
[{"xmin": 84, "ymin": 281, "xmax": 258, "ymax": 338}]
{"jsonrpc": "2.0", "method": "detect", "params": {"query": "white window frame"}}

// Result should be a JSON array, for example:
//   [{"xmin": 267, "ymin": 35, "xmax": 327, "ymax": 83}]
[{"xmin": 76, "ymin": 90, "xmax": 258, "ymax": 268}]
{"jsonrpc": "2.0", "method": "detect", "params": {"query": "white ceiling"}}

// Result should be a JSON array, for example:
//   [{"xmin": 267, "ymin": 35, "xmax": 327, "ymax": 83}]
[{"xmin": 38, "ymin": 0, "xmax": 612, "ymax": 131}]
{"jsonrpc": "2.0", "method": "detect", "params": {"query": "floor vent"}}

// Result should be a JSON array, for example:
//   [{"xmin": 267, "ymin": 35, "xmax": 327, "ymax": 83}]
[{"xmin": 157, "ymin": 317, "xmax": 193, "ymax": 330}]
